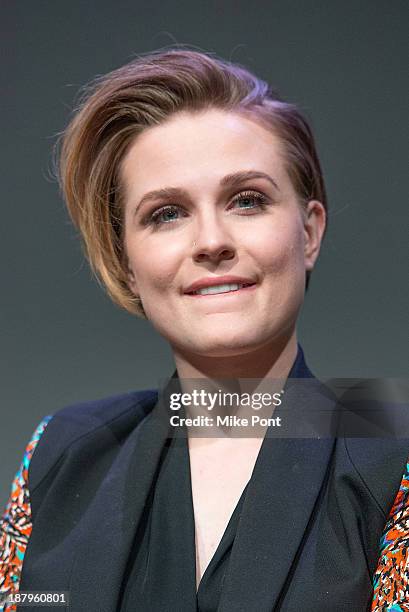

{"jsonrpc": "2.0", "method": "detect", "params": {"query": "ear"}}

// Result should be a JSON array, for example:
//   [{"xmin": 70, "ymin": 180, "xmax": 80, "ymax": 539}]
[
  {"xmin": 126, "ymin": 266, "xmax": 139, "ymax": 297},
  {"xmin": 303, "ymin": 200, "xmax": 326, "ymax": 271}
]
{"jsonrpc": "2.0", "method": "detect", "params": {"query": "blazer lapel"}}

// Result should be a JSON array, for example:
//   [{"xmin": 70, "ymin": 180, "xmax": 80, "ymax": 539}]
[
  {"xmin": 68, "ymin": 393, "xmax": 171, "ymax": 612},
  {"xmin": 218, "ymin": 351, "xmax": 336, "ymax": 611},
  {"xmin": 219, "ymin": 437, "xmax": 335, "ymax": 611}
]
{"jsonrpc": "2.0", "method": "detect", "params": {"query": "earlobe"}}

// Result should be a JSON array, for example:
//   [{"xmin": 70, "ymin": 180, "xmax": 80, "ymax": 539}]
[{"xmin": 304, "ymin": 200, "xmax": 326, "ymax": 271}]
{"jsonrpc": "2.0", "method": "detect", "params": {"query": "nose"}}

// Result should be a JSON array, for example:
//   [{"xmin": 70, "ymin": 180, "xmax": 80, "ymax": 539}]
[{"xmin": 192, "ymin": 212, "xmax": 235, "ymax": 264}]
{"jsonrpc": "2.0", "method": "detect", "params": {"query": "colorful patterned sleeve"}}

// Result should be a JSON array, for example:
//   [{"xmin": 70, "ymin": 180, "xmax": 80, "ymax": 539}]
[
  {"xmin": 372, "ymin": 460, "xmax": 409, "ymax": 612},
  {"xmin": 0, "ymin": 416, "xmax": 52, "ymax": 612}
]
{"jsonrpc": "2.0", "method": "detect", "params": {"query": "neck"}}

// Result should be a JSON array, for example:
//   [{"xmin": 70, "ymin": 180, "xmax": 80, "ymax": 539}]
[{"xmin": 171, "ymin": 332, "xmax": 298, "ymax": 440}]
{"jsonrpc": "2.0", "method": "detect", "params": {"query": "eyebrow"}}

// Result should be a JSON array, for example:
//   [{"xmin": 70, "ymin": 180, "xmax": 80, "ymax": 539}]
[{"xmin": 133, "ymin": 170, "xmax": 280, "ymax": 213}]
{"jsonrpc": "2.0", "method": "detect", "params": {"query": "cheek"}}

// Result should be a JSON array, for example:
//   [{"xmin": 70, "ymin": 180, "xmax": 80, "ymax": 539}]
[
  {"xmin": 253, "ymin": 221, "xmax": 305, "ymax": 277},
  {"xmin": 126, "ymin": 238, "xmax": 182, "ymax": 297}
]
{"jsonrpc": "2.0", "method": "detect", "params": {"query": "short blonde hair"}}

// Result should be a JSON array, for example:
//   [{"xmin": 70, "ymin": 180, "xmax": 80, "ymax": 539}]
[{"xmin": 59, "ymin": 48, "xmax": 327, "ymax": 316}]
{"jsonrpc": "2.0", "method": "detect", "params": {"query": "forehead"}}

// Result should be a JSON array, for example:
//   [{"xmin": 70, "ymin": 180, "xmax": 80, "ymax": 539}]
[{"xmin": 120, "ymin": 108, "xmax": 288, "ymax": 198}]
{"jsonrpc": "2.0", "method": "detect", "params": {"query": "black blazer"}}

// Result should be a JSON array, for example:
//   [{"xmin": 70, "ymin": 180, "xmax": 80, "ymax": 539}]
[{"xmin": 18, "ymin": 349, "xmax": 408, "ymax": 611}]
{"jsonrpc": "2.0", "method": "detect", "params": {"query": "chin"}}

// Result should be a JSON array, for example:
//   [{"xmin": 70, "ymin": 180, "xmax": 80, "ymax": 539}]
[{"xmin": 178, "ymin": 328, "xmax": 281, "ymax": 359}]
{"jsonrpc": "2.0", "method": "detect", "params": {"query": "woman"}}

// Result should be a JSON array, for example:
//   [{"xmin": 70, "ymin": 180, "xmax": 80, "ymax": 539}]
[{"xmin": 1, "ymin": 49, "xmax": 408, "ymax": 611}]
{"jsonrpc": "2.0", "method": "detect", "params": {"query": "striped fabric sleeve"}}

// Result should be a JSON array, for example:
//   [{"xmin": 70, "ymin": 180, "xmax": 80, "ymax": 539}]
[
  {"xmin": 372, "ymin": 460, "xmax": 409, "ymax": 612},
  {"xmin": 0, "ymin": 416, "xmax": 52, "ymax": 612}
]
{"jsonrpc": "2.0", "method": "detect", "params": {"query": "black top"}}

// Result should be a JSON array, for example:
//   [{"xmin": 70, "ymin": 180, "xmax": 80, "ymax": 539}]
[{"xmin": 119, "ymin": 431, "xmax": 248, "ymax": 611}]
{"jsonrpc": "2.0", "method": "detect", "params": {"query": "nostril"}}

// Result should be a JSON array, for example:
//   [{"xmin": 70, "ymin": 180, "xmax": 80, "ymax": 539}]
[{"xmin": 193, "ymin": 247, "xmax": 235, "ymax": 263}]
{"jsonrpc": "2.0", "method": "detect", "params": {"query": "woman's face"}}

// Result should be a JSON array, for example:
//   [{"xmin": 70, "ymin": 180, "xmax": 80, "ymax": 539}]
[{"xmin": 121, "ymin": 109, "xmax": 325, "ymax": 358}]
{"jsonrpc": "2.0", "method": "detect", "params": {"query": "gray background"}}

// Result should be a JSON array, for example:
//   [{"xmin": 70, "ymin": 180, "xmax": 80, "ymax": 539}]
[{"xmin": 1, "ymin": 0, "xmax": 408, "ymax": 507}]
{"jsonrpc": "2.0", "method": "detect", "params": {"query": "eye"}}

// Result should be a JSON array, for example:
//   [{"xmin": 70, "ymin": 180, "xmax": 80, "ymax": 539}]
[
  {"xmin": 148, "ymin": 205, "xmax": 186, "ymax": 226},
  {"xmin": 230, "ymin": 190, "xmax": 269, "ymax": 212}
]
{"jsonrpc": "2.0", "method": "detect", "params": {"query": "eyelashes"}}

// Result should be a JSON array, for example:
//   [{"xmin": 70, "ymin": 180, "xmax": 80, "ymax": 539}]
[{"xmin": 143, "ymin": 190, "xmax": 271, "ymax": 228}]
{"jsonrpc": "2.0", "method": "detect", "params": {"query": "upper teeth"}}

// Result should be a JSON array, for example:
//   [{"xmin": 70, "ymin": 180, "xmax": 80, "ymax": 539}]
[{"xmin": 193, "ymin": 283, "xmax": 249, "ymax": 296}]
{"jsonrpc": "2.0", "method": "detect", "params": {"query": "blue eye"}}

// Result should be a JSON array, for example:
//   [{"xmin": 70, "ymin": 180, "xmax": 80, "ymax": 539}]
[
  {"xmin": 232, "ymin": 191, "xmax": 268, "ymax": 210},
  {"xmin": 149, "ymin": 205, "xmax": 183, "ymax": 226}
]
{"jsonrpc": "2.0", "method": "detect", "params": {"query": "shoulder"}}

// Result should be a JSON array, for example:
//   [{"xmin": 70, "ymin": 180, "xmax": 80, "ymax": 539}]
[
  {"xmin": 46, "ymin": 387, "xmax": 158, "ymax": 436},
  {"xmin": 51, "ymin": 387, "xmax": 158, "ymax": 428},
  {"xmin": 332, "ymin": 378, "xmax": 409, "ymax": 517},
  {"xmin": 336, "ymin": 437, "xmax": 409, "ymax": 518},
  {"xmin": 28, "ymin": 388, "xmax": 158, "ymax": 492}
]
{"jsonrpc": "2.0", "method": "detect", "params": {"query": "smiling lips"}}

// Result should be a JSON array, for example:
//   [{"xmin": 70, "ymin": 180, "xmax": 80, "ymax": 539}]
[{"xmin": 184, "ymin": 276, "xmax": 257, "ymax": 296}]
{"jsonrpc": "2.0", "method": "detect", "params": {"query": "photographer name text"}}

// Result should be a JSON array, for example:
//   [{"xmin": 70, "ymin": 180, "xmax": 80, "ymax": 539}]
[{"xmin": 170, "ymin": 414, "xmax": 282, "ymax": 427}]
